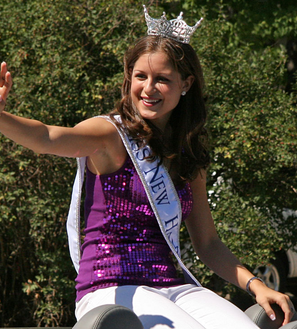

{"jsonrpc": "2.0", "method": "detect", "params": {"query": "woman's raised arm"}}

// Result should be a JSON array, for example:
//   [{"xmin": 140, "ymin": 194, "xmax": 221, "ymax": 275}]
[{"xmin": 0, "ymin": 62, "xmax": 117, "ymax": 158}]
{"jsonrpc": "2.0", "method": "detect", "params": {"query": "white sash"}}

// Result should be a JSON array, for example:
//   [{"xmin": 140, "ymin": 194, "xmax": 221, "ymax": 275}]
[
  {"xmin": 66, "ymin": 115, "xmax": 201, "ymax": 286},
  {"xmin": 66, "ymin": 156, "xmax": 85, "ymax": 272}
]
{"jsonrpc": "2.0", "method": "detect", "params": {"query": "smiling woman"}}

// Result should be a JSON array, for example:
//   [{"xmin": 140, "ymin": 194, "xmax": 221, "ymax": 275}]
[
  {"xmin": 130, "ymin": 51, "xmax": 193, "ymax": 130},
  {"xmin": 113, "ymin": 34, "xmax": 209, "ymax": 187},
  {"xmin": 0, "ymin": 4, "xmax": 295, "ymax": 329}
]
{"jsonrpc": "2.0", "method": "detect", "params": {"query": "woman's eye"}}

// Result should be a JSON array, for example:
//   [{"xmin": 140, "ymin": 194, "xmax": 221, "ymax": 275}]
[
  {"xmin": 157, "ymin": 76, "xmax": 169, "ymax": 83},
  {"xmin": 135, "ymin": 74, "xmax": 146, "ymax": 79}
]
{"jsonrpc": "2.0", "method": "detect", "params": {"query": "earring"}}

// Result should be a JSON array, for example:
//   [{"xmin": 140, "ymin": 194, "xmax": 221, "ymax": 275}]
[{"xmin": 181, "ymin": 91, "xmax": 186, "ymax": 96}]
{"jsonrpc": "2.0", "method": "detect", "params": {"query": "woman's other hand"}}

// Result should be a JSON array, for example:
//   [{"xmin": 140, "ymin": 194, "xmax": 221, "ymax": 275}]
[
  {"xmin": 251, "ymin": 278, "xmax": 295, "ymax": 326},
  {"xmin": 0, "ymin": 62, "xmax": 12, "ymax": 113}
]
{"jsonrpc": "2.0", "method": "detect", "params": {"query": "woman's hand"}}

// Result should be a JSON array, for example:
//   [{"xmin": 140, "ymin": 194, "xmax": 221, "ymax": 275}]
[
  {"xmin": 186, "ymin": 171, "xmax": 295, "ymax": 326},
  {"xmin": 0, "ymin": 62, "xmax": 12, "ymax": 113},
  {"xmin": 251, "ymin": 279, "xmax": 295, "ymax": 325}
]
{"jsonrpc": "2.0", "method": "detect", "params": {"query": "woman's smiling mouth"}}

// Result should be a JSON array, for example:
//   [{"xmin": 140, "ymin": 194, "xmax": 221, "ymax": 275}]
[{"xmin": 141, "ymin": 97, "xmax": 162, "ymax": 107}]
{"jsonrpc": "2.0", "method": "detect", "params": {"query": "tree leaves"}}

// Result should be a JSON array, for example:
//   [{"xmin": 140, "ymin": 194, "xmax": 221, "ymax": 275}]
[{"xmin": 0, "ymin": 0, "xmax": 297, "ymax": 325}]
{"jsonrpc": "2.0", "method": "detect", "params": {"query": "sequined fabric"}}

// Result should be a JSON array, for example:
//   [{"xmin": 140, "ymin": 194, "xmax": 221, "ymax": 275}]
[{"xmin": 75, "ymin": 156, "xmax": 193, "ymax": 302}]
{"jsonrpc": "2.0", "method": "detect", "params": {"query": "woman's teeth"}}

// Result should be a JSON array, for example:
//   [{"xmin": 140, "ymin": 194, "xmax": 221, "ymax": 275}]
[{"xmin": 142, "ymin": 98, "xmax": 160, "ymax": 104}]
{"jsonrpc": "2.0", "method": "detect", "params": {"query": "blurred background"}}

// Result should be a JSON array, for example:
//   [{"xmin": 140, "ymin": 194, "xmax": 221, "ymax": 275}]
[{"xmin": 0, "ymin": 0, "xmax": 296, "ymax": 326}]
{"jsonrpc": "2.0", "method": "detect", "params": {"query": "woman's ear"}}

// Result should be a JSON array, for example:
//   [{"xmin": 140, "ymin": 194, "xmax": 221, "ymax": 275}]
[{"xmin": 182, "ymin": 75, "xmax": 195, "ymax": 93}]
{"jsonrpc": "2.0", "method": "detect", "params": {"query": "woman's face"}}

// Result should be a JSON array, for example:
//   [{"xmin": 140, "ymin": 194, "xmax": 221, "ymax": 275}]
[{"xmin": 131, "ymin": 51, "xmax": 193, "ymax": 131}]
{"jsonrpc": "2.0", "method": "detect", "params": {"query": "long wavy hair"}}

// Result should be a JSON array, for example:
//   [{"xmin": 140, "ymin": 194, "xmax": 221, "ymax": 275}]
[{"xmin": 110, "ymin": 35, "xmax": 210, "ymax": 185}]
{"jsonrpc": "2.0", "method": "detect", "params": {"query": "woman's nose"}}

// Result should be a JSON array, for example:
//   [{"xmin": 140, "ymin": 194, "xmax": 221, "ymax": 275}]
[{"xmin": 144, "ymin": 78, "xmax": 156, "ymax": 94}]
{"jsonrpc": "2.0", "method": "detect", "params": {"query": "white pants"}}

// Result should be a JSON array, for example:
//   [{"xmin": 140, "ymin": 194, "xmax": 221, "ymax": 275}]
[{"xmin": 75, "ymin": 284, "xmax": 259, "ymax": 329}]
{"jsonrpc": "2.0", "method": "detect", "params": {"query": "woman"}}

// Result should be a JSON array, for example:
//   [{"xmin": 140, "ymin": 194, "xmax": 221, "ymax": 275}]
[{"xmin": 0, "ymin": 9, "xmax": 294, "ymax": 329}]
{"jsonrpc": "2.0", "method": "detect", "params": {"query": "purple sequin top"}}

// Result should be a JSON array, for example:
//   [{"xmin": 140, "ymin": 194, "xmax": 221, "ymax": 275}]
[{"xmin": 75, "ymin": 156, "xmax": 193, "ymax": 302}]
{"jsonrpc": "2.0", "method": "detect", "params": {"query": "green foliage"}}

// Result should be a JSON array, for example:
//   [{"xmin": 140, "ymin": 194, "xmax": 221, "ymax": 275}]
[
  {"xmin": 0, "ymin": 0, "xmax": 145, "ymax": 326},
  {"xmin": 180, "ymin": 0, "xmax": 297, "ymax": 296},
  {"xmin": 0, "ymin": 0, "xmax": 297, "ymax": 326}
]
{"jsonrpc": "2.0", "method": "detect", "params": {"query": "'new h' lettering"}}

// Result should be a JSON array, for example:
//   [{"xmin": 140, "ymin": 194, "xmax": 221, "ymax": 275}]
[
  {"xmin": 143, "ymin": 164, "xmax": 164, "ymax": 184},
  {"xmin": 165, "ymin": 215, "xmax": 179, "ymax": 232},
  {"xmin": 166, "ymin": 230, "xmax": 179, "ymax": 253},
  {"xmin": 155, "ymin": 189, "xmax": 170, "ymax": 205}
]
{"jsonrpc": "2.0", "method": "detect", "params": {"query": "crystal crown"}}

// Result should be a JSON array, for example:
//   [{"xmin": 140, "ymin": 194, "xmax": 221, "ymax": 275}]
[{"xmin": 143, "ymin": 5, "xmax": 203, "ymax": 44}]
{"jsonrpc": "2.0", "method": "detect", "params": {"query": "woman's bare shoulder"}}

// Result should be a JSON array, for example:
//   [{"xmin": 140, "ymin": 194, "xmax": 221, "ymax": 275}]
[
  {"xmin": 80, "ymin": 116, "xmax": 127, "ymax": 175},
  {"xmin": 74, "ymin": 116, "xmax": 117, "ymax": 136}
]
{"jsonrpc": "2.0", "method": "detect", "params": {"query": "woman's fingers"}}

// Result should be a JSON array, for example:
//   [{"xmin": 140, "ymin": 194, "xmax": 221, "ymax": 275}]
[
  {"xmin": 0, "ymin": 62, "xmax": 7, "ymax": 88},
  {"xmin": 0, "ymin": 62, "xmax": 12, "ymax": 109},
  {"xmin": 259, "ymin": 300, "xmax": 277, "ymax": 322},
  {"xmin": 281, "ymin": 297, "xmax": 295, "ymax": 326},
  {"xmin": 260, "ymin": 294, "xmax": 294, "ymax": 326},
  {"xmin": 3, "ymin": 71, "xmax": 12, "ymax": 98}
]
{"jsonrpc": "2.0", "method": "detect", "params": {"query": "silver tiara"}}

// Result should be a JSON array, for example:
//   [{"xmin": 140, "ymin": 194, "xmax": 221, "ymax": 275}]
[{"xmin": 143, "ymin": 5, "xmax": 203, "ymax": 44}]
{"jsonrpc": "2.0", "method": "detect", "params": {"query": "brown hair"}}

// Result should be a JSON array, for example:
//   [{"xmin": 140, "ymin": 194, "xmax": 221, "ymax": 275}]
[{"xmin": 111, "ymin": 35, "xmax": 210, "ymax": 185}]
